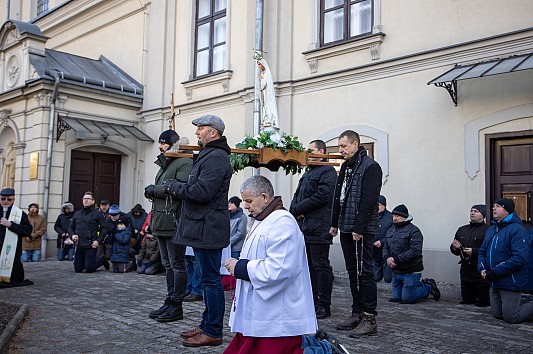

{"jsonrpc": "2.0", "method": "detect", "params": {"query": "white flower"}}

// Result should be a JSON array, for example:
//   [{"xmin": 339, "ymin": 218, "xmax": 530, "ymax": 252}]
[
  {"xmin": 270, "ymin": 133, "xmax": 282, "ymax": 144},
  {"xmin": 256, "ymin": 142, "xmax": 264, "ymax": 148}
]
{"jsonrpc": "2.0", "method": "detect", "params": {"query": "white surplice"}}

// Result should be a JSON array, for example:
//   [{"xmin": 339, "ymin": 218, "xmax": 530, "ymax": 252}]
[{"xmin": 228, "ymin": 209, "xmax": 317, "ymax": 337}]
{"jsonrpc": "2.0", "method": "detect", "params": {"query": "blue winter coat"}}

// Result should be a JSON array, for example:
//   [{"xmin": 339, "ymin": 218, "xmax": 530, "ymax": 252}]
[
  {"xmin": 109, "ymin": 228, "xmax": 132, "ymax": 263},
  {"xmin": 478, "ymin": 213, "xmax": 530, "ymax": 291}
]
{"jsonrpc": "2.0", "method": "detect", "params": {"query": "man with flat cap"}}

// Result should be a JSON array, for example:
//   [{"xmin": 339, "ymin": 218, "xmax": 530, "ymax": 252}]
[
  {"xmin": 164, "ymin": 114, "xmax": 232, "ymax": 347},
  {"xmin": 478, "ymin": 198, "xmax": 532, "ymax": 323},
  {"xmin": 450, "ymin": 204, "xmax": 490, "ymax": 306},
  {"xmin": 145, "ymin": 129, "xmax": 193, "ymax": 323},
  {"xmin": 0, "ymin": 188, "xmax": 33, "ymax": 284}
]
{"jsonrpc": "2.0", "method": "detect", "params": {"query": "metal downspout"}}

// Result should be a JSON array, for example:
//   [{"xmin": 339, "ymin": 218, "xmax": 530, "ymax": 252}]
[
  {"xmin": 43, "ymin": 71, "xmax": 61, "ymax": 259},
  {"xmin": 253, "ymin": 0, "xmax": 264, "ymax": 175}
]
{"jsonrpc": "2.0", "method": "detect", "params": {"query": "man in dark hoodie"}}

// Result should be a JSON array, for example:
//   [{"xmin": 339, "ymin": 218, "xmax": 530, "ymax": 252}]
[
  {"xmin": 478, "ymin": 198, "xmax": 532, "ymax": 323},
  {"xmin": 373, "ymin": 195, "xmax": 393, "ymax": 283},
  {"xmin": 144, "ymin": 130, "xmax": 193, "ymax": 323},
  {"xmin": 383, "ymin": 204, "xmax": 440, "ymax": 305},
  {"xmin": 164, "ymin": 114, "xmax": 232, "ymax": 348},
  {"xmin": 450, "ymin": 204, "xmax": 490, "ymax": 306}
]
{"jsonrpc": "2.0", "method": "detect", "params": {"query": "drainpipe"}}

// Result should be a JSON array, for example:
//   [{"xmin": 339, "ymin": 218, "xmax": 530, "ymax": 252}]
[
  {"xmin": 253, "ymin": 0, "xmax": 263, "ymax": 176},
  {"xmin": 42, "ymin": 70, "xmax": 61, "ymax": 259},
  {"xmin": 6, "ymin": 0, "xmax": 10, "ymax": 20}
]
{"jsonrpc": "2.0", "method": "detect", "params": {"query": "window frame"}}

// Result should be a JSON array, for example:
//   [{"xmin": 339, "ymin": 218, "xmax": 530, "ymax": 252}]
[
  {"xmin": 194, "ymin": 0, "xmax": 227, "ymax": 79},
  {"xmin": 36, "ymin": 0, "xmax": 50, "ymax": 17},
  {"xmin": 319, "ymin": 0, "xmax": 374, "ymax": 47}
]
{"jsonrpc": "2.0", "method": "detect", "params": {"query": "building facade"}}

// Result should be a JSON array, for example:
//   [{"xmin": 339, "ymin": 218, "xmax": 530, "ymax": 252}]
[{"xmin": 0, "ymin": 0, "xmax": 531, "ymax": 283}]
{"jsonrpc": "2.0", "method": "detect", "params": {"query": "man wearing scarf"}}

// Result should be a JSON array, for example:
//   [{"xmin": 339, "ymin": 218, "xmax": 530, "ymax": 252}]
[
  {"xmin": 224, "ymin": 175, "xmax": 317, "ymax": 354},
  {"xmin": 0, "ymin": 188, "xmax": 32, "ymax": 284}
]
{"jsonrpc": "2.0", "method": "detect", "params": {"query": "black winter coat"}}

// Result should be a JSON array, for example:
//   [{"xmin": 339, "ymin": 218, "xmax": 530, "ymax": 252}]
[
  {"xmin": 54, "ymin": 211, "xmax": 74, "ymax": 248},
  {"xmin": 331, "ymin": 147, "xmax": 382, "ymax": 235},
  {"xmin": 450, "ymin": 222, "xmax": 489, "ymax": 283},
  {"xmin": 383, "ymin": 217, "xmax": 424, "ymax": 274},
  {"xmin": 68, "ymin": 205, "xmax": 108, "ymax": 249},
  {"xmin": 290, "ymin": 165, "xmax": 337, "ymax": 244},
  {"xmin": 169, "ymin": 136, "xmax": 232, "ymax": 249},
  {"xmin": 373, "ymin": 209, "xmax": 393, "ymax": 261}
]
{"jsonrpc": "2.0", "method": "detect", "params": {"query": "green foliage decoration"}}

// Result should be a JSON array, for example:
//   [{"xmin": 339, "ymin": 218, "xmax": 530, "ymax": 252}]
[{"xmin": 230, "ymin": 130, "xmax": 306, "ymax": 175}]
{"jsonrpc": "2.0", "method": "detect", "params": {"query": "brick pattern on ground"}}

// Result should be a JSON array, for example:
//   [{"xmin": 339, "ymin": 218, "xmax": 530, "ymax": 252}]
[{"xmin": 1, "ymin": 261, "xmax": 532, "ymax": 353}]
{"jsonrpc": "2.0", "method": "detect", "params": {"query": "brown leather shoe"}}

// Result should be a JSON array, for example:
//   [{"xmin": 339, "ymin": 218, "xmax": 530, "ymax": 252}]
[
  {"xmin": 183, "ymin": 293, "xmax": 204, "ymax": 302},
  {"xmin": 180, "ymin": 326, "xmax": 203, "ymax": 338},
  {"xmin": 182, "ymin": 333, "xmax": 223, "ymax": 347}
]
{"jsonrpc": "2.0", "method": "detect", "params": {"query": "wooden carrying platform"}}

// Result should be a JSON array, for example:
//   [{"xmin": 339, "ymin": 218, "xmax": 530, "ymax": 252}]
[{"xmin": 166, "ymin": 145, "xmax": 342, "ymax": 171}]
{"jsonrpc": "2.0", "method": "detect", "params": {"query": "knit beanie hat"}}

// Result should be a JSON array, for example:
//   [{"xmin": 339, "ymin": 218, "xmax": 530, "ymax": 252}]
[
  {"xmin": 158, "ymin": 129, "xmax": 180, "ymax": 146},
  {"xmin": 131, "ymin": 204, "xmax": 144, "ymax": 213},
  {"xmin": 392, "ymin": 204, "xmax": 409, "ymax": 218},
  {"xmin": 229, "ymin": 196, "xmax": 242, "ymax": 208},
  {"xmin": 378, "ymin": 195, "xmax": 386, "ymax": 206},
  {"xmin": 471, "ymin": 204, "xmax": 487, "ymax": 218},
  {"xmin": 108, "ymin": 204, "xmax": 121, "ymax": 215},
  {"xmin": 494, "ymin": 198, "xmax": 515, "ymax": 214},
  {"xmin": 116, "ymin": 217, "xmax": 130, "ymax": 228}
]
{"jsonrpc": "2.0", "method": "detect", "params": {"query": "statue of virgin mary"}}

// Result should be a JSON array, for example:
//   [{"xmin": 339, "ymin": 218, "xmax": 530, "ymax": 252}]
[{"xmin": 257, "ymin": 58, "xmax": 279, "ymax": 130}]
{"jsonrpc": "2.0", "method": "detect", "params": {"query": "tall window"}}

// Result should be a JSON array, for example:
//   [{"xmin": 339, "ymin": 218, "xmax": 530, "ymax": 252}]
[
  {"xmin": 194, "ymin": 0, "xmax": 227, "ymax": 78},
  {"xmin": 37, "ymin": 0, "xmax": 50, "ymax": 17},
  {"xmin": 320, "ymin": 0, "xmax": 372, "ymax": 46}
]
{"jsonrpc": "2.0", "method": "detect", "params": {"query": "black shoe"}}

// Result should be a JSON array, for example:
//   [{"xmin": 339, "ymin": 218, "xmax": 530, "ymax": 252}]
[
  {"xmin": 183, "ymin": 293, "xmax": 203, "ymax": 302},
  {"xmin": 316, "ymin": 307, "xmax": 331, "ymax": 319},
  {"xmin": 149, "ymin": 304, "xmax": 170, "ymax": 319},
  {"xmin": 423, "ymin": 278, "xmax": 441, "ymax": 301},
  {"xmin": 102, "ymin": 258, "xmax": 110, "ymax": 271},
  {"xmin": 156, "ymin": 305, "xmax": 183, "ymax": 322},
  {"xmin": 388, "ymin": 298, "xmax": 401, "ymax": 303},
  {"xmin": 335, "ymin": 313, "xmax": 363, "ymax": 330}
]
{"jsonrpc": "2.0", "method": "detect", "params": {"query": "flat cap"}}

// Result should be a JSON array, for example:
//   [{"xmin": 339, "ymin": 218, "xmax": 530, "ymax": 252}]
[
  {"xmin": 0, "ymin": 187, "xmax": 15, "ymax": 196},
  {"xmin": 192, "ymin": 114, "xmax": 225, "ymax": 133}
]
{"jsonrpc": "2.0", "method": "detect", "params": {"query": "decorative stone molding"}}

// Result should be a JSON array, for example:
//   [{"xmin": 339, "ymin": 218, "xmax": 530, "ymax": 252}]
[
  {"xmin": 181, "ymin": 71, "xmax": 233, "ymax": 100},
  {"xmin": 0, "ymin": 109, "xmax": 11, "ymax": 127},
  {"xmin": 58, "ymin": 94, "xmax": 68, "ymax": 108},
  {"xmin": 302, "ymin": 33, "xmax": 385, "ymax": 74},
  {"xmin": 3, "ymin": 29, "xmax": 18, "ymax": 48},
  {"xmin": 34, "ymin": 91, "xmax": 51, "ymax": 107},
  {"xmin": 6, "ymin": 54, "xmax": 20, "ymax": 87}
]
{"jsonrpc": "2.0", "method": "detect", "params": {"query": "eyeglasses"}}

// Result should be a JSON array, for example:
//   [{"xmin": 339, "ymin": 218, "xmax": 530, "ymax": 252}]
[
  {"xmin": 0, "ymin": 197, "xmax": 13, "ymax": 201},
  {"xmin": 82, "ymin": 197, "xmax": 94, "ymax": 200}
]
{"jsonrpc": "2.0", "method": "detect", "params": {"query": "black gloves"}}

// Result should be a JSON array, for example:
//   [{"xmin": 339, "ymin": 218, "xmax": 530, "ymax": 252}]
[
  {"xmin": 163, "ymin": 179, "xmax": 179, "ymax": 194},
  {"xmin": 144, "ymin": 184, "xmax": 155, "ymax": 199},
  {"xmin": 485, "ymin": 270, "xmax": 497, "ymax": 282}
]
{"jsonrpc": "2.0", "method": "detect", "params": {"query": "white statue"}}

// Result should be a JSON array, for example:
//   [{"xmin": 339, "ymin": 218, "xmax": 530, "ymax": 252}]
[
  {"xmin": 1, "ymin": 141, "xmax": 15, "ymax": 189},
  {"xmin": 257, "ymin": 59, "xmax": 279, "ymax": 130}
]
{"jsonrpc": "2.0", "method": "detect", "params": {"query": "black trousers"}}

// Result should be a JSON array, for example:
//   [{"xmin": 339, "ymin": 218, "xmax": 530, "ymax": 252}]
[
  {"xmin": 306, "ymin": 243, "xmax": 333, "ymax": 308},
  {"xmin": 339, "ymin": 232, "xmax": 377, "ymax": 314},
  {"xmin": 461, "ymin": 279, "xmax": 490, "ymax": 306}
]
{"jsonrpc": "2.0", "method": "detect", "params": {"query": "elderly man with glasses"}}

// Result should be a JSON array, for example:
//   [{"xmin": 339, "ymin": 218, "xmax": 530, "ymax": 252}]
[{"xmin": 0, "ymin": 187, "xmax": 33, "ymax": 284}]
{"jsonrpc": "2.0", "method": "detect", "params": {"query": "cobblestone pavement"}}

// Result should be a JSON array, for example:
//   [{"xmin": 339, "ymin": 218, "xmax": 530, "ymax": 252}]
[{"xmin": 1, "ymin": 261, "xmax": 533, "ymax": 353}]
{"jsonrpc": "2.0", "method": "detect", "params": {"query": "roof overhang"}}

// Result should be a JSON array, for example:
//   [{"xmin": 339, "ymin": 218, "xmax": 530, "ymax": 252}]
[
  {"xmin": 57, "ymin": 116, "xmax": 153, "ymax": 142},
  {"xmin": 428, "ymin": 52, "xmax": 533, "ymax": 105}
]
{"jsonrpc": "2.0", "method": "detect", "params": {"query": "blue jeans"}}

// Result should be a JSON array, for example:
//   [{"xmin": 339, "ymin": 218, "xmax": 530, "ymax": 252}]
[
  {"xmin": 490, "ymin": 288, "xmax": 533, "ymax": 323},
  {"xmin": 186, "ymin": 255, "xmax": 203, "ymax": 296},
  {"xmin": 21, "ymin": 250, "xmax": 41, "ymax": 262},
  {"xmin": 57, "ymin": 247, "xmax": 74, "ymax": 261},
  {"xmin": 73, "ymin": 247, "xmax": 105, "ymax": 273},
  {"xmin": 391, "ymin": 272, "xmax": 431, "ymax": 304},
  {"xmin": 194, "ymin": 248, "xmax": 224, "ymax": 338}
]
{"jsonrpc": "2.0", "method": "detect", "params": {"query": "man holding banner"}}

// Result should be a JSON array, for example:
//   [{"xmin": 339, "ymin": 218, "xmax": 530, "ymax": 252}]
[{"xmin": 0, "ymin": 187, "xmax": 32, "ymax": 284}]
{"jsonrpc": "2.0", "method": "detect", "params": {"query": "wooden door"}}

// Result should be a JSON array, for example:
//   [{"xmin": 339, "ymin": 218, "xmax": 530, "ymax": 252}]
[
  {"xmin": 69, "ymin": 151, "xmax": 121, "ymax": 210},
  {"xmin": 487, "ymin": 131, "xmax": 533, "ymax": 223}
]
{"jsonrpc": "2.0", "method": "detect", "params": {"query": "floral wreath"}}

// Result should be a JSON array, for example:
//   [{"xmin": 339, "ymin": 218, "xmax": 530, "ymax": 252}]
[{"xmin": 230, "ymin": 130, "xmax": 306, "ymax": 175}]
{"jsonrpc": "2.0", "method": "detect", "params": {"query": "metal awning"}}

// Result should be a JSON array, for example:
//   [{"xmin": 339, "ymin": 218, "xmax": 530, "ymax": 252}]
[
  {"xmin": 57, "ymin": 116, "xmax": 154, "ymax": 142},
  {"xmin": 428, "ymin": 52, "xmax": 533, "ymax": 105}
]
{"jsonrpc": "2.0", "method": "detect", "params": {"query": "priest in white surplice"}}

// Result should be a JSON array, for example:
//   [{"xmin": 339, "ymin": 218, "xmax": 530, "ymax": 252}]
[{"xmin": 224, "ymin": 175, "xmax": 317, "ymax": 354}]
